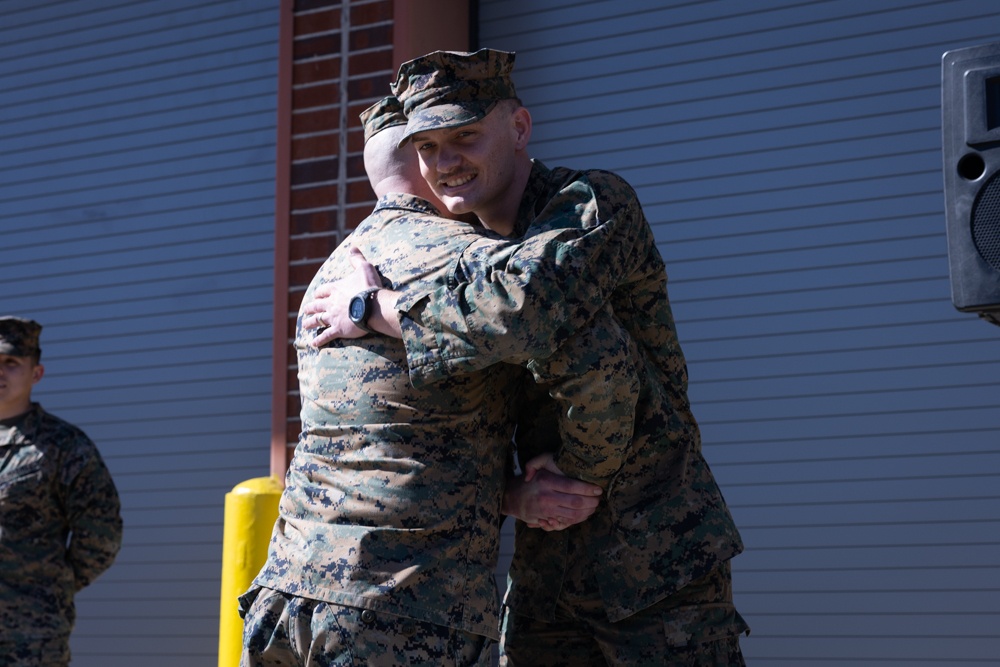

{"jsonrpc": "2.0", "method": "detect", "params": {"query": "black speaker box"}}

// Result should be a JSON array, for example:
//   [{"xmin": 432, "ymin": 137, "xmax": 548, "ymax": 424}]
[{"xmin": 942, "ymin": 42, "xmax": 1000, "ymax": 323}]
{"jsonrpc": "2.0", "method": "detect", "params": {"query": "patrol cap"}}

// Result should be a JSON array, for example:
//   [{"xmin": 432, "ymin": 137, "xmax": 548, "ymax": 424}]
[
  {"xmin": 392, "ymin": 48, "xmax": 517, "ymax": 146},
  {"xmin": 0, "ymin": 316, "xmax": 42, "ymax": 359},
  {"xmin": 360, "ymin": 95, "xmax": 407, "ymax": 143}
]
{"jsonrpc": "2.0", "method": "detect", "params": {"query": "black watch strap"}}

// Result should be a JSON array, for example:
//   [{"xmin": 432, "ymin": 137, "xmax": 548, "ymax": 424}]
[{"xmin": 349, "ymin": 287, "xmax": 380, "ymax": 334}]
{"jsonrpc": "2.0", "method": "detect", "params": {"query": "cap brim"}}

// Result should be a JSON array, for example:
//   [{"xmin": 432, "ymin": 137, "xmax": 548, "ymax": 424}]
[{"xmin": 397, "ymin": 101, "xmax": 497, "ymax": 148}]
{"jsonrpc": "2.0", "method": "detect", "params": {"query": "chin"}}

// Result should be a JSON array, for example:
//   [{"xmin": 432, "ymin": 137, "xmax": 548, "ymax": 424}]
[{"xmin": 443, "ymin": 197, "xmax": 473, "ymax": 216}]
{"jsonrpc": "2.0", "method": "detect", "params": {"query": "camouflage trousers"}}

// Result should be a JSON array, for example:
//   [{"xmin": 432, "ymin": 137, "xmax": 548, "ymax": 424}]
[
  {"xmin": 0, "ymin": 636, "xmax": 71, "ymax": 667},
  {"xmin": 239, "ymin": 586, "xmax": 492, "ymax": 667},
  {"xmin": 500, "ymin": 561, "xmax": 749, "ymax": 667}
]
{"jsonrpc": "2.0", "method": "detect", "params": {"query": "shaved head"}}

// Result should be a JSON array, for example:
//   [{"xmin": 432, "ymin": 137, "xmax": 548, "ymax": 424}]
[{"xmin": 364, "ymin": 125, "xmax": 438, "ymax": 203}]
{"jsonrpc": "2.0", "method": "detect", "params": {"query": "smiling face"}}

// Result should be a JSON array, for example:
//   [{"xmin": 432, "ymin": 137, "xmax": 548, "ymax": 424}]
[
  {"xmin": 410, "ymin": 101, "xmax": 532, "ymax": 235},
  {"xmin": 0, "ymin": 354, "xmax": 43, "ymax": 419}
]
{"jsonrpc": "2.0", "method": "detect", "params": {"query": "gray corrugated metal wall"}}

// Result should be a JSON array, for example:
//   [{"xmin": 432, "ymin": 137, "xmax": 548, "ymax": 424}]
[
  {"xmin": 0, "ymin": 1, "xmax": 277, "ymax": 664},
  {"xmin": 482, "ymin": 1, "xmax": 1000, "ymax": 665}
]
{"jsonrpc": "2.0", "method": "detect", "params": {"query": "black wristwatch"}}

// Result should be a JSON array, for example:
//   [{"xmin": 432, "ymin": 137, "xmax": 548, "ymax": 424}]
[{"xmin": 348, "ymin": 287, "xmax": 380, "ymax": 335}]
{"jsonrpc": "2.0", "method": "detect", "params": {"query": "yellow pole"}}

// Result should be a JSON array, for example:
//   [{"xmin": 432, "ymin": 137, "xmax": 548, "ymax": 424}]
[{"xmin": 218, "ymin": 476, "xmax": 283, "ymax": 667}]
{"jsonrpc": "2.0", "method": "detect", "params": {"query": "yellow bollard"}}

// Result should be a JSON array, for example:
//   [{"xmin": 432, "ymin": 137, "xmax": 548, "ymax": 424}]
[{"xmin": 218, "ymin": 476, "xmax": 283, "ymax": 667}]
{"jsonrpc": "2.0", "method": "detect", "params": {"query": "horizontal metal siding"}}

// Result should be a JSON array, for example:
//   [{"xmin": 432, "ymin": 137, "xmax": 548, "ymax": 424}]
[
  {"xmin": 0, "ymin": 1, "xmax": 278, "ymax": 665},
  {"xmin": 481, "ymin": 1, "xmax": 1000, "ymax": 664}
]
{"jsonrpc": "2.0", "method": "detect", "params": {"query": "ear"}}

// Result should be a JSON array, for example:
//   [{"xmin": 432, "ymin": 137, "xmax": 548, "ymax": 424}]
[
  {"xmin": 32, "ymin": 363, "xmax": 44, "ymax": 385},
  {"xmin": 512, "ymin": 106, "xmax": 532, "ymax": 150}
]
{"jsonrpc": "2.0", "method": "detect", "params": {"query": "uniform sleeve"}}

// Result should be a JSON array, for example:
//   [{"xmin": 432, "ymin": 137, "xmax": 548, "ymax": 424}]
[
  {"xmin": 395, "ymin": 174, "xmax": 655, "ymax": 388},
  {"xmin": 521, "ymin": 306, "xmax": 640, "ymax": 487},
  {"xmin": 63, "ymin": 441, "xmax": 123, "ymax": 591}
]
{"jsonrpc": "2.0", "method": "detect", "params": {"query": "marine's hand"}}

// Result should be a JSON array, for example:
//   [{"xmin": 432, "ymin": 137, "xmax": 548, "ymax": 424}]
[
  {"xmin": 502, "ymin": 466, "xmax": 602, "ymax": 532},
  {"xmin": 522, "ymin": 452, "xmax": 563, "ymax": 482},
  {"xmin": 302, "ymin": 247, "xmax": 381, "ymax": 346}
]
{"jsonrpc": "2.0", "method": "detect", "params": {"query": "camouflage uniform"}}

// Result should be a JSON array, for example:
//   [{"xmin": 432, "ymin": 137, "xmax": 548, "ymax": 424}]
[
  {"xmin": 243, "ymin": 182, "xmax": 644, "ymax": 664},
  {"xmin": 241, "ymin": 193, "xmax": 517, "ymax": 666},
  {"xmin": 396, "ymin": 161, "xmax": 749, "ymax": 664},
  {"xmin": 0, "ymin": 318, "xmax": 123, "ymax": 667},
  {"xmin": 390, "ymin": 50, "xmax": 749, "ymax": 664}
]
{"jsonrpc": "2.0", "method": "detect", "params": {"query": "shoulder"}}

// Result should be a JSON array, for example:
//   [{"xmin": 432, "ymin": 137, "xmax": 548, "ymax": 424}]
[
  {"xmin": 576, "ymin": 168, "xmax": 639, "ymax": 207},
  {"xmin": 524, "ymin": 166, "xmax": 641, "ymax": 234},
  {"xmin": 30, "ymin": 406, "xmax": 96, "ymax": 451},
  {"xmin": 360, "ymin": 201, "xmax": 483, "ymax": 252},
  {"xmin": 14, "ymin": 407, "xmax": 103, "ymax": 475},
  {"xmin": 543, "ymin": 165, "xmax": 638, "ymax": 207},
  {"xmin": 581, "ymin": 168, "xmax": 635, "ymax": 192}
]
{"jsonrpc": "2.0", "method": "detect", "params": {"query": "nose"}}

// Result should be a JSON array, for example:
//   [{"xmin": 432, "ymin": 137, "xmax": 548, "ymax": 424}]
[{"xmin": 436, "ymin": 144, "xmax": 461, "ymax": 173}]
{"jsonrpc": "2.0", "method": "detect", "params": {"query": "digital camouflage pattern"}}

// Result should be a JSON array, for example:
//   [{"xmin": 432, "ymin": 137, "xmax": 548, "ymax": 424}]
[
  {"xmin": 392, "ymin": 49, "xmax": 517, "ymax": 145},
  {"xmin": 359, "ymin": 96, "xmax": 407, "ymax": 144},
  {"xmin": 241, "ymin": 585, "xmax": 491, "ymax": 667},
  {"xmin": 250, "ymin": 191, "xmax": 648, "ymax": 645},
  {"xmin": 0, "ymin": 637, "xmax": 72, "ymax": 667},
  {"xmin": 252, "ymin": 194, "xmax": 521, "ymax": 641},
  {"xmin": 0, "ymin": 317, "xmax": 41, "ymax": 358},
  {"xmin": 0, "ymin": 403, "xmax": 122, "ymax": 645},
  {"xmin": 500, "ymin": 560, "xmax": 747, "ymax": 666},
  {"xmin": 395, "ymin": 160, "xmax": 745, "ymax": 623}
]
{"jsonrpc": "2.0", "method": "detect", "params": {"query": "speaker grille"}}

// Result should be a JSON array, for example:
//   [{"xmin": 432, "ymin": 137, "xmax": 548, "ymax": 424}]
[{"xmin": 972, "ymin": 172, "xmax": 1000, "ymax": 272}]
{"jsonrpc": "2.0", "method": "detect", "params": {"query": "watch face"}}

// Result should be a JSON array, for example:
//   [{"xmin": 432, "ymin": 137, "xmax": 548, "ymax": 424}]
[{"xmin": 349, "ymin": 296, "xmax": 365, "ymax": 322}]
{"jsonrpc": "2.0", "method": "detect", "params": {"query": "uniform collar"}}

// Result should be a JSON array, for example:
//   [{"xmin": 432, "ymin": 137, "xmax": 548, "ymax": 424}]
[{"xmin": 373, "ymin": 193, "xmax": 443, "ymax": 217}]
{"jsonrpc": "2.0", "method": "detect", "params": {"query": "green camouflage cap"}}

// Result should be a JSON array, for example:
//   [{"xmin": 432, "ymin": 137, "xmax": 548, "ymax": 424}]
[
  {"xmin": 0, "ymin": 316, "xmax": 42, "ymax": 358},
  {"xmin": 360, "ymin": 95, "xmax": 407, "ymax": 143},
  {"xmin": 392, "ymin": 49, "xmax": 517, "ymax": 145}
]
